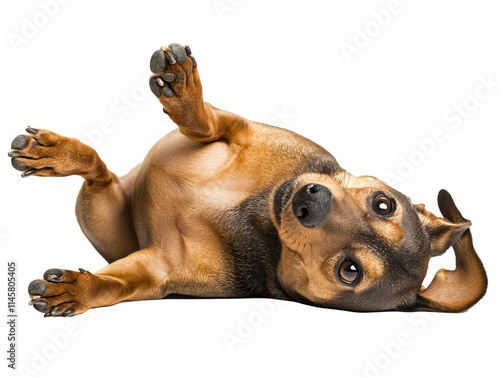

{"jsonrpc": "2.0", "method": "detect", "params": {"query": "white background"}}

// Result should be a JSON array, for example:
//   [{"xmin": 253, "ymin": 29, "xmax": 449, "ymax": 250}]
[{"xmin": 1, "ymin": 1, "xmax": 499, "ymax": 376}]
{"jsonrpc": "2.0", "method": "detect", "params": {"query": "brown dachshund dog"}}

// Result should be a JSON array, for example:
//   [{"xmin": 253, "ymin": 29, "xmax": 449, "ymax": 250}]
[{"xmin": 9, "ymin": 43, "xmax": 487, "ymax": 317}]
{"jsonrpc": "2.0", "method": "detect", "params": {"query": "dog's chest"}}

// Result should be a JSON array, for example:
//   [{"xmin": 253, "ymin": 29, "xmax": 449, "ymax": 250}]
[{"xmin": 216, "ymin": 190, "xmax": 283, "ymax": 297}]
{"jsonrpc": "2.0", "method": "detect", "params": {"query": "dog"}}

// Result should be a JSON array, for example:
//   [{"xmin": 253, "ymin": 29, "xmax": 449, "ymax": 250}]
[{"xmin": 9, "ymin": 43, "xmax": 487, "ymax": 317}]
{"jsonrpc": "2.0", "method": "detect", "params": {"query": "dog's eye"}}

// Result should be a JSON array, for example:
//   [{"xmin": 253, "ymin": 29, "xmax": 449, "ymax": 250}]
[
  {"xmin": 337, "ymin": 258, "xmax": 361, "ymax": 285},
  {"xmin": 371, "ymin": 192, "xmax": 396, "ymax": 217}
]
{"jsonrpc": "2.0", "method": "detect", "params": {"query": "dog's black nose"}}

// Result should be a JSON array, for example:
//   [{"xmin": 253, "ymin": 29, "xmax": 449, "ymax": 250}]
[{"xmin": 292, "ymin": 184, "xmax": 332, "ymax": 228}]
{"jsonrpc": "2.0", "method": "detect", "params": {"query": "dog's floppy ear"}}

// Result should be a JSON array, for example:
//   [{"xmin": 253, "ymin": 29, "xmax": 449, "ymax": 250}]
[
  {"xmin": 414, "ymin": 202, "xmax": 470, "ymax": 257},
  {"xmin": 413, "ymin": 190, "xmax": 487, "ymax": 312}
]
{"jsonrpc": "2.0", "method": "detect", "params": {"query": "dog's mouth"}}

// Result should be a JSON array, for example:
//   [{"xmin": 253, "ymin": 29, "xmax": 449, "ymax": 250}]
[{"xmin": 273, "ymin": 178, "xmax": 297, "ymax": 226}]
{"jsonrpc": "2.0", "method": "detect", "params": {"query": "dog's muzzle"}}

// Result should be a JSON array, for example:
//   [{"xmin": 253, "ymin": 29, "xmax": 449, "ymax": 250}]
[{"xmin": 292, "ymin": 184, "xmax": 332, "ymax": 228}]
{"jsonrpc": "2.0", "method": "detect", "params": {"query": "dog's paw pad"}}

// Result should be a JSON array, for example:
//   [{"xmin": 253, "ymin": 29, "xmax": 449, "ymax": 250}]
[
  {"xmin": 162, "ymin": 86, "xmax": 174, "ymax": 97},
  {"xmin": 168, "ymin": 43, "xmax": 187, "ymax": 65},
  {"xmin": 11, "ymin": 158, "xmax": 28, "ymax": 171},
  {"xmin": 150, "ymin": 49, "xmax": 167, "ymax": 74},
  {"xmin": 34, "ymin": 301, "xmax": 49, "ymax": 313},
  {"xmin": 11, "ymin": 135, "xmax": 29, "ymax": 150},
  {"xmin": 149, "ymin": 76, "xmax": 162, "ymax": 97},
  {"xmin": 28, "ymin": 280, "xmax": 47, "ymax": 295},
  {"xmin": 161, "ymin": 73, "xmax": 176, "ymax": 82}
]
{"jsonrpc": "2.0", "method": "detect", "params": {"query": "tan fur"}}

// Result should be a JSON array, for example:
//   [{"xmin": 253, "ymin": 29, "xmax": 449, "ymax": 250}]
[{"xmin": 13, "ymin": 44, "xmax": 486, "ymax": 316}]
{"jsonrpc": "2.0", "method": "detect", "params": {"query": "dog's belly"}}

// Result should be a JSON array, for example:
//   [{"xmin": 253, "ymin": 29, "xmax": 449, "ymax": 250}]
[
  {"xmin": 129, "ymin": 126, "xmax": 340, "ymax": 296},
  {"xmin": 132, "ymin": 127, "xmax": 284, "ymax": 244},
  {"xmin": 133, "ymin": 126, "xmax": 340, "ymax": 242}
]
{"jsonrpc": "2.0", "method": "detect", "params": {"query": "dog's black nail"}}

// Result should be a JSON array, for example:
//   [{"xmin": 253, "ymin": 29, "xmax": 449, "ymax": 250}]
[
  {"xmin": 21, "ymin": 169, "xmax": 36, "ymax": 178},
  {"xmin": 168, "ymin": 43, "xmax": 187, "ymax": 65},
  {"xmin": 50, "ymin": 307, "xmax": 62, "ymax": 316},
  {"xmin": 26, "ymin": 126, "xmax": 39, "ymax": 134},
  {"xmin": 161, "ymin": 73, "xmax": 176, "ymax": 82},
  {"xmin": 44, "ymin": 312, "xmax": 52, "ymax": 317},
  {"xmin": 43, "ymin": 268, "xmax": 63, "ymax": 281},
  {"xmin": 150, "ymin": 50, "xmax": 167, "ymax": 73},
  {"xmin": 185, "ymin": 45, "xmax": 192, "ymax": 55},
  {"xmin": 62, "ymin": 308, "xmax": 75, "ymax": 317},
  {"xmin": 190, "ymin": 55, "xmax": 197, "ymax": 68},
  {"xmin": 11, "ymin": 135, "xmax": 28, "ymax": 150},
  {"xmin": 165, "ymin": 50, "xmax": 177, "ymax": 65},
  {"xmin": 162, "ymin": 87, "xmax": 174, "ymax": 97},
  {"xmin": 28, "ymin": 280, "xmax": 46, "ymax": 295},
  {"xmin": 11, "ymin": 158, "xmax": 28, "ymax": 171},
  {"xmin": 162, "ymin": 108, "xmax": 168, "ymax": 115},
  {"xmin": 78, "ymin": 268, "xmax": 85, "ymax": 273},
  {"xmin": 34, "ymin": 301, "xmax": 48, "ymax": 313},
  {"xmin": 8, "ymin": 151, "xmax": 21, "ymax": 158},
  {"xmin": 149, "ymin": 76, "xmax": 161, "ymax": 97}
]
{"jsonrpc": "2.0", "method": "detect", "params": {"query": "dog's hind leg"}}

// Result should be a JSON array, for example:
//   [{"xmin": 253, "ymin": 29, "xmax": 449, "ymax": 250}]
[
  {"xmin": 9, "ymin": 127, "xmax": 140, "ymax": 262},
  {"xmin": 75, "ymin": 164, "xmax": 140, "ymax": 263},
  {"xmin": 149, "ymin": 43, "xmax": 250, "ymax": 143}
]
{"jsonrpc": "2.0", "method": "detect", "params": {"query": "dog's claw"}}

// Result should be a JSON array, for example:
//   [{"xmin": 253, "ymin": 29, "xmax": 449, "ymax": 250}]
[
  {"xmin": 50, "ymin": 307, "xmax": 62, "ymax": 316},
  {"xmin": 29, "ymin": 297, "xmax": 41, "ymax": 306},
  {"xmin": 8, "ymin": 151, "xmax": 21, "ymax": 158},
  {"xmin": 62, "ymin": 308, "xmax": 75, "ymax": 317},
  {"xmin": 150, "ymin": 50, "xmax": 167, "ymax": 74},
  {"xmin": 21, "ymin": 169, "xmax": 36, "ymax": 178},
  {"xmin": 185, "ymin": 45, "xmax": 192, "ymax": 55},
  {"xmin": 190, "ymin": 55, "xmax": 197, "ymax": 68},
  {"xmin": 26, "ymin": 126, "xmax": 39, "ymax": 135},
  {"xmin": 11, "ymin": 135, "xmax": 28, "ymax": 150},
  {"xmin": 156, "ymin": 77, "xmax": 165, "ymax": 87}
]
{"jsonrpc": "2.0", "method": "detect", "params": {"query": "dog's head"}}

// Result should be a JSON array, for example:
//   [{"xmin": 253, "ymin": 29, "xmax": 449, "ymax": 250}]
[{"xmin": 271, "ymin": 172, "xmax": 487, "ymax": 312}]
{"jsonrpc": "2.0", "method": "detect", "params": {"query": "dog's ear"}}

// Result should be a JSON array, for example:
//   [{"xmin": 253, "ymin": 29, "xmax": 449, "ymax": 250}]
[
  {"xmin": 413, "ymin": 190, "xmax": 487, "ymax": 312},
  {"xmin": 414, "ymin": 202, "xmax": 470, "ymax": 257}
]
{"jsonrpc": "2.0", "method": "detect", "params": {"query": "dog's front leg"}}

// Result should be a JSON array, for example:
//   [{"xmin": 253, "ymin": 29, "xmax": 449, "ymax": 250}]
[
  {"xmin": 149, "ymin": 43, "xmax": 249, "ymax": 143},
  {"xmin": 28, "ymin": 247, "xmax": 168, "ymax": 317}
]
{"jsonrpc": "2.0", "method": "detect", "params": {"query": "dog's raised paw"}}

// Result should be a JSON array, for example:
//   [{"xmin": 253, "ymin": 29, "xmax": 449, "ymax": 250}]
[
  {"xmin": 8, "ymin": 128, "xmax": 100, "ymax": 179},
  {"xmin": 148, "ymin": 43, "xmax": 197, "ymax": 103}
]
